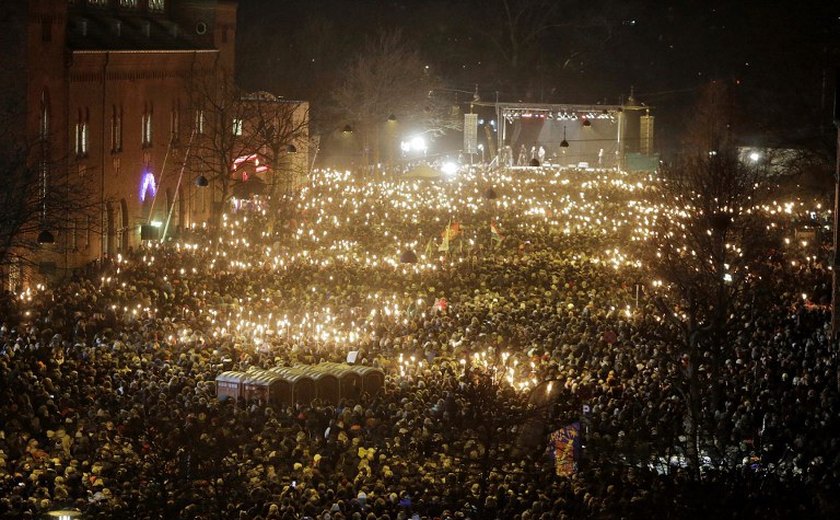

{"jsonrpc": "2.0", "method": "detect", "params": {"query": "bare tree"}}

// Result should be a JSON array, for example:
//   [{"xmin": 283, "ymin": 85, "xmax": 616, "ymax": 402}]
[
  {"xmin": 643, "ymin": 147, "xmax": 772, "ymax": 473},
  {"xmin": 0, "ymin": 121, "xmax": 99, "ymax": 284},
  {"xmin": 186, "ymin": 65, "xmax": 308, "ymax": 233},
  {"xmin": 246, "ymin": 92, "xmax": 310, "ymax": 235},
  {"xmin": 682, "ymin": 81, "xmax": 739, "ymax": 154},
  {"xmin": 467, "ymin": 0, "xmax": 631, "ymax": 100},
  {"xmin": 332, "ymin": 30, "xmax": 455, "ymax": 169}
]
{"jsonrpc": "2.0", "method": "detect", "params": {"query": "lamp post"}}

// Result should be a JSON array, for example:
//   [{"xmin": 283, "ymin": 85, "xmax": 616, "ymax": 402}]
[{"xmin": 831, "ymin": 71, "xmax": 840, "ymax": 340}]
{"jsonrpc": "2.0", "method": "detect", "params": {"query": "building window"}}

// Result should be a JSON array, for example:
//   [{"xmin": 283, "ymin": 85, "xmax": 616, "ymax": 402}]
[
  {"xmin": 111, "ymin": 105, "xmax": 123, "ymax": 152},
  {"xmin": 119, "ymin": 0, "xmax": 138, "ymax": 7},
  {"xmin": 75, "ymin": 108, "xmax": 89, "ymax": 157},
  {"xmin": 232, "ymin": 118, "xmax": 243, "ymax": 136},
  {"xmin": 39, "ymin": 91, "xmax": 49, "ymax": 140},
  {"xmin": 195, "ymin": 109, "xmax": 205, "ymax": 134},
  {"xmin": 85, "ymin": 216, "xmax": 92, "ymax": 248},
  {"xmin": 7, "ymin": 258, "xmax": 22, "ymax": 292},
  {"xmin": 142, "ymin": 104, "xmax": 153, "ymax": 148},
  {"xmin": 170, "ymin": 101, "xmax": 180, "ymax": 142},
  {"xmin": 148, "ymin": 0, "xmax": 165, "ymax": 12}
]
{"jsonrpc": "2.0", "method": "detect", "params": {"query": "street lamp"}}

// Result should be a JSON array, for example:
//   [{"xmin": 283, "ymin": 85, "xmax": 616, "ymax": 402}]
[
  {"xmin": 37, "ymin": 229, "xmax": 55, "ymax": 244},
  {"xmin": 560, "ymin": 126, "xmax": 570, "ymax": 148}
]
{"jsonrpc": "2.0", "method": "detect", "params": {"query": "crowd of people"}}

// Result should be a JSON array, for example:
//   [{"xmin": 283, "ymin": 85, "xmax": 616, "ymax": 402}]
[{"xmin": 1, "ymin": 166, "xmax": 839, "ymax": 519}]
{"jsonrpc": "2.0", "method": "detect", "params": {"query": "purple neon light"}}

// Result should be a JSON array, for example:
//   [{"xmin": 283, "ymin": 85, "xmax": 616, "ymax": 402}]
[{"xmin": 139, "ymin": 171, "xmax": 157, "ymax": 202}]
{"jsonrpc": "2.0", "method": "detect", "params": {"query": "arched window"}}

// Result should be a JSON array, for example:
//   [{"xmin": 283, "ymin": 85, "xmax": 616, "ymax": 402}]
[
  {"xmin": 111, "ymin": 104, "xmax": 123, "ymax": 152},
  {"xmin": 74, "ymin": 108, "xmax": 89, "ymax": 157},
  {"xmin": 141, "ymin": 102, "xmax": 153, "ymax": 148},
  {"xmin": 39, "ymin": 90, "xmax": 49, "ymax": 140}
]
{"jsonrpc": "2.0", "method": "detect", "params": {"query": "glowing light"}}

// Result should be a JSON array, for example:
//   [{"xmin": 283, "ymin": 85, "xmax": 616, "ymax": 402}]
[
  {"xmin": 441, "ymin": 161, "xmax": 458, "ymax": 176},
  {"xmin": 139, "ymin": 171, "xmax": 157, "ymax": 202},
  {"xmin": 401, "ymin": 136, "xmax": 427, "ymax": 153}
]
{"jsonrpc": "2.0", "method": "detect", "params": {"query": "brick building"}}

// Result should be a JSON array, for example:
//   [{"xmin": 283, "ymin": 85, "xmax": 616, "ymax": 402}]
[{"xmin": 1, "ymin": 0, "xmax": 308, "ymax": 288}]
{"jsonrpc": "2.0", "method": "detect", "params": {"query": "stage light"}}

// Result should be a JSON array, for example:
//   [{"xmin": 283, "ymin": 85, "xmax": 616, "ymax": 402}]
[
  {"xmin": 441, "ymin": 161, "xmax": 458, "ymax": 176},
  {"xmin": 410, "ymin": 136, "xmax": 427, "ymax": 152}
]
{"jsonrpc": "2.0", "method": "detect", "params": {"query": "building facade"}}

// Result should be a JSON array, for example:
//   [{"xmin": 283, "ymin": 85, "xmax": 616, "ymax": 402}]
[{"xmin": 2, "ymin": 0, "xmax": 308, "ymax": 288}]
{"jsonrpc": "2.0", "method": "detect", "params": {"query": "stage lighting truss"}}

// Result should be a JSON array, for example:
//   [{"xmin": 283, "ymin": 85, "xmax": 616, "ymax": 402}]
[{"xmin": 501, "ymin": 106, "xmax": 616, "ymax": 123}]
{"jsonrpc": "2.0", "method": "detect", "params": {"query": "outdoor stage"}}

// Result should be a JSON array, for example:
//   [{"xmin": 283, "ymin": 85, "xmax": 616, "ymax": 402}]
[{"xmin": 472, "ymin": 101, "xmax": 655, "ymax": 170}]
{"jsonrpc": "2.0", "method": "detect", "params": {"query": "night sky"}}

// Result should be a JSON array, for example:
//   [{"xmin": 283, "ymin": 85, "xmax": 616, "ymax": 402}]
[{"xmin": 236, "ymin": 0, "xmax": 840, "ymax": 156}]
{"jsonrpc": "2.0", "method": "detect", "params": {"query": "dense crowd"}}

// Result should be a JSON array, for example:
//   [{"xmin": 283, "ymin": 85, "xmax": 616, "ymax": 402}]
[{"xmin": 1, "ymin": 166, "xmax": 838, "ymax": 519}]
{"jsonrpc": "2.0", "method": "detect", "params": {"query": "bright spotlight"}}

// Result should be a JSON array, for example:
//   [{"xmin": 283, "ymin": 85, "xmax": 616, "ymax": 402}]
[
  {"xmin": 749, "ymin": 151, "xmax": 760, "ymax": 162},
  {"xmin": 441, "ymin": 161, "xmax": 458, "ymax": 176},
  {"xmin": 410, "ymin": 136, "xmax": 427, "ymax": 152},
  {"xmin": 400, "ymin": 136, "xmax": 428, "ymax": 154}
]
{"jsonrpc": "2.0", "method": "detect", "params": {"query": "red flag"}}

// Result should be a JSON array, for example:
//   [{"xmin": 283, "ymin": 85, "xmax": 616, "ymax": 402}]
[{"xmin": 441, "ymin": 221, "xmax": 461, "ymax": 240}]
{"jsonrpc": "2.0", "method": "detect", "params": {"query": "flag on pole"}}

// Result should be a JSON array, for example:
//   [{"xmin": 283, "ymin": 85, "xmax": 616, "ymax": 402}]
[
  {"xmin": 441, "ymin": 221, "xmax": 461, "ymax": 240},
  {"xmin": 424, "ymin": 238, "xmax": 434, "ymax": 258},
  {"xmin": 490, "ymin": 220, "xmax": 504, "ymax": 246},
  {"xmin": 438, "ymin": 219, "xmax": 451, "ymax": 252}
]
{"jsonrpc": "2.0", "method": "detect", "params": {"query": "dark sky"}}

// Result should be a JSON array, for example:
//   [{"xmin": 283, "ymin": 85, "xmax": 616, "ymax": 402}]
[{"xmin": 235, "ymin": 0, "xmax": 840, "ymax": 154}]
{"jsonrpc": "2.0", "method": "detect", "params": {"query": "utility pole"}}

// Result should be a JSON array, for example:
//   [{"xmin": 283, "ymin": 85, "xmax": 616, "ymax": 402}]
[{"xmin": 832, "ymin": 69, "xmax": 840, "ymax": 340}]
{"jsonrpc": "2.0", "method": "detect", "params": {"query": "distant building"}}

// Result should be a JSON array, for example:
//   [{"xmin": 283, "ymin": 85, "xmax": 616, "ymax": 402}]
[{"xmin": 0, "ymin": 0, "xmax": 307, "ymax": 288}]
